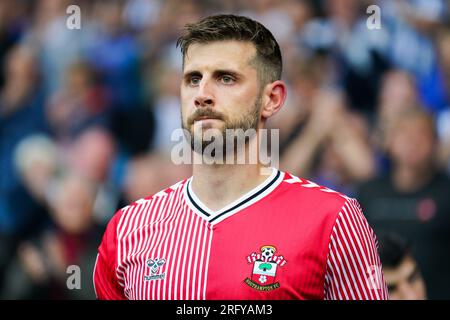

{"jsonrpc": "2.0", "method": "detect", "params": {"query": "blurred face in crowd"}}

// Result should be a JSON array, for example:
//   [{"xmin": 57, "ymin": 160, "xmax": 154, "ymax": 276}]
[
  {"xmin": 327, "ymin": 0, "xmax": 359, "ymax": 25},
  {"xmin": 388, "ymin": 115, "xmax": 436, "ymax": 170},
  {"xmin": 180, "ymin": 40, "xmax": 263, "ymax": 151},
  {"xmin": 51, "ymin": 174, "xmax": 95, "ymax": 235},
  {"xmin": 70, "ymin": 128, "xmax": 116, "ymax": 182},
  {"xmin": 437, "ymin": 30, "xmax": 450, "ymax": 72},
  {"xmin": 384, "ymin": 255, "xmax": 427, "ymax": 300},
  {"xmin": 66, "ymin": 63, "xmax": 93, "ymax": 96},
  {"xmin": 379, "ymin": 71, "xmax": 417, "ymax": 121},
  {"xmin": 95, "ymin": 0, "xmax": 123, "ymax": 34},
  {"xmin": 6, "ymin": 47, "xmax": 35, "ymax": 80}
]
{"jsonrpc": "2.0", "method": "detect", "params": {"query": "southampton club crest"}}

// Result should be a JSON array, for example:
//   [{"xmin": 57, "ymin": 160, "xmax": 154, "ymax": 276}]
[{"xmin": 244, "ymin": 245, "xmax": 287, "ymax": 291}]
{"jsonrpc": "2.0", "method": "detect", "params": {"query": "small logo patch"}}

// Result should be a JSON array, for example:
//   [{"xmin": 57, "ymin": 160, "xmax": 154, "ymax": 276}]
[
  {"xmin": 144, "ymin": 258, "xmax": 166, "ymax": 281},
  {"xmin": 244, "ymin": 245, "xmax": 287, "ymax": 291}
]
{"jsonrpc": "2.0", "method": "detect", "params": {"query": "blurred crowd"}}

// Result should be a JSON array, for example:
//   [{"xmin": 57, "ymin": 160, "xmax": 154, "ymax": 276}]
[{"xmin": 1, "ymin": 0, "xmax": 450, "ymax": 299}]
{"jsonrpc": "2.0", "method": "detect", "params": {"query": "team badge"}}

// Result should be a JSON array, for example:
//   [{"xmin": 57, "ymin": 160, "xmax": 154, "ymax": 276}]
[{"xmin": 244, "ymin": 245, "xmax": 287, "ymax": 291}]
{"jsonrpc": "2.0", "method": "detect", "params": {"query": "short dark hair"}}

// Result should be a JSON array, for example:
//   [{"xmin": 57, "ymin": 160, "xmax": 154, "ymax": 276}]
[
  {"xmin": 378, "ymin": 232, "xmax": 411, "ymax": 268},
  {"xmin": 176, "ymin": 14, "xmax": 282, "ymax": 86}
]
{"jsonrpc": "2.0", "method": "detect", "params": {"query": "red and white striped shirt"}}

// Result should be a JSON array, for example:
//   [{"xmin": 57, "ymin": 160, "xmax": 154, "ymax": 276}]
[{"xmin": 93, "ymin": 168, "xmax": 388, "ymax": 300}]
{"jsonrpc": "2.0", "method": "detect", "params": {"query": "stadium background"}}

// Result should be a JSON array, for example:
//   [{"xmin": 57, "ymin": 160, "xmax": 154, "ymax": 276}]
[{"xmin": 1, "ymin": 0, "xmax": 450, "ymax": 299}]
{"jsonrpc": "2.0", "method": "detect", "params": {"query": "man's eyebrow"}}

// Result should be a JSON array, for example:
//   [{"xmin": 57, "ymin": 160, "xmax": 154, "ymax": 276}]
[
  {"xmin": 183, "ymin": 69, "xmax": 242, "ymax": 81},
  {"xmin": 183, "ymin": 70, "xmax": 202, "ymax": 79},
  {"xmin": 212, "ymin": 69, "xmax": 241, "ymax": 78}
]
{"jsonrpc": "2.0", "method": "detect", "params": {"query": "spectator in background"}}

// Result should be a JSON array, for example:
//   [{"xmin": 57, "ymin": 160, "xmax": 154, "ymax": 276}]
[
  {"xmin": 378, "ymin": 232, "xmax": 427, "ymax": 300},
  {"xmin": 0, "ymin": 45, "xmax": 48, "ymax": 289},
  {"xmin": 67, "ymin": 127, "xmax": 121, "ymax": 225},
  {"xmin": 1, "ymin": 172, "xmax": 102, "ymax": 299},
  {"xmin": 23, "ymin": 0, "xmax": 95, "ymax": 96},
  {"xmin": 87, "ymin": 0, "xmax": 141, "ymax": 111},
  {"xmin": 379, "ymin": 0, "xmax": 445, "ymax": 114},
  {"xmin": 0, "ymin": 134, "xmax": 58, "ymax": 299},
  {"xmin": 435, "ymin": 26, "xmax": 450, "ymax": 173},
  {"xmin": 149, "ymin": 58, "xmax": 183, "ymax": 154},
  {"xmin": 302, "ymin": 0, "xmax": 391, "ymax": 114},
  {"xmin": 280, "ymin": 89, "xmax": 375, "ymax": 195},
  {"xmin": 47, "ymin": 61, "xmax": 111, "ymax": 144},
  {"xmin": 0, "ymin": 1, "xmax": 28, "ymax": 88},
  {"xmin": 372, "ymin": 69, "xmax": 421, "ymax": 174},
  {"xmin": 357, "ymin": 109, "xmax": 450, "ymax": 299},
  {"xmin": 13, "ymin": 134, "xmax": 59, "ymax": 221}
]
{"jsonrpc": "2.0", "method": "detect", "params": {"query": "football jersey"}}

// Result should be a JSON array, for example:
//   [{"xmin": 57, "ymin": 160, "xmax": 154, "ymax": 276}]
[{"xmin": 93, "ymin": 168, "xmax": 388, "ymax": 300}]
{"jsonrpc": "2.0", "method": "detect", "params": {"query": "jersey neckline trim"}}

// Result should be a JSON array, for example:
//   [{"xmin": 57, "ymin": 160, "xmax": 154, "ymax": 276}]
[{"xmin": 184, "ymin": 168, "xmax": 283, "ymax": 225}]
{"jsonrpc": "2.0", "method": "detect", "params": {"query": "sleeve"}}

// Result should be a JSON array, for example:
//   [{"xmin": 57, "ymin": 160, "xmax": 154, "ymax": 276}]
[
  {"xmin": 324, "ymin": 198, "xmax": 389, "ymax": 300},
  {"xmin": 93, "ymin": 210, "xmax": 127, "ymax": 300}
]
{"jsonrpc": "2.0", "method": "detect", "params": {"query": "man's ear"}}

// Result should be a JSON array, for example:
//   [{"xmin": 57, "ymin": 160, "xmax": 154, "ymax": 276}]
[{"xmin": 260, "ymin": 80, "xmax": 287, "ymax": 120}]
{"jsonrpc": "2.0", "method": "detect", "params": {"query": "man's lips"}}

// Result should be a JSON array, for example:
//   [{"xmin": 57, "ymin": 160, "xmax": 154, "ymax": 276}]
[{"xmin": 194, "ymin": 116, "xmax": 221, "ymax": 121}]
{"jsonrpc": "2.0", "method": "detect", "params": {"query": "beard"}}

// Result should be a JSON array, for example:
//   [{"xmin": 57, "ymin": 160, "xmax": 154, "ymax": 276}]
[{"xmin": 181, "ymin": 94, "xmax": 262, "ymax": 157}]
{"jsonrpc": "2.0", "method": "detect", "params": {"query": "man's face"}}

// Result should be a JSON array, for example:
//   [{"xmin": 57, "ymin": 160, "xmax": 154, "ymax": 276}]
[
  {"xmin": 384, "ymin": 255, "xmax": 427, "ymax": 300},
  {"xmin": 388, "ymin": 117, "xmax": 435, "ymax": 170},
  {"xmin": 180, "ymin": 40, "xmax": 262, "ymax": 153}
]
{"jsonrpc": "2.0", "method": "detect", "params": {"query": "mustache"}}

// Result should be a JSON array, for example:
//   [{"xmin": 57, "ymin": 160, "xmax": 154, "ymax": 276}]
[{"xmin": 187, "ymin": 109, "xmax": 226, "ymax": 126}]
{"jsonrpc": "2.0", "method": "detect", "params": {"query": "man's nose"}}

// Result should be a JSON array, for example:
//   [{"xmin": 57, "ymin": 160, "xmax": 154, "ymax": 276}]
[{"xmin": 195, "ymin": 79, "xmax": 214, "ymax": 107}]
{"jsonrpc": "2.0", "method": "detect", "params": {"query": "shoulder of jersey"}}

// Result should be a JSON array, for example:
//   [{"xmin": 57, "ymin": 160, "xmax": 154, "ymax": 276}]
[
  {"xmin": 118, "ymin": 179, "xmax": 187, "ymax": 215},
  {"xmin": 281, "ymin": 171, "xmax": 350, "ymax": 202}
]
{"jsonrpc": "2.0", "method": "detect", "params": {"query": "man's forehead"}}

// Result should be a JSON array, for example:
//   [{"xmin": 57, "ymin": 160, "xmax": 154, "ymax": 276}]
[{"xmin": 183, "ymin": 40, "xmax": 257, "ymax": 72}]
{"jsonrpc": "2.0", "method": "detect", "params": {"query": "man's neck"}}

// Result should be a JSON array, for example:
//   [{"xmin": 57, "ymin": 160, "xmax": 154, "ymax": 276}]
[{"xmin": 191, "ymin": 163, "xmax": 271, "ymax": 212}]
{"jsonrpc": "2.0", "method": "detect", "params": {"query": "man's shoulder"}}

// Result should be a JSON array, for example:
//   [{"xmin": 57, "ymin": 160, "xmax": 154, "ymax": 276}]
[
  {"xmin": 278, "ymin": 171, "xmax": 361, "ymax": 232},
  {"xmin": 280, "ymin": 171, "xmax": 349, "ymax": 205}
]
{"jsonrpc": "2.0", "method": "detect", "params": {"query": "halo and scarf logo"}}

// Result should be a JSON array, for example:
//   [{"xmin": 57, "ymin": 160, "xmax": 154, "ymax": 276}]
[
  {"xmin": 144, "ymin": 258, "xmax": 166, "ymax": 281},
  {"xmin": 244, "ymin": 245, "xmax": 287, "ymax": 291}
]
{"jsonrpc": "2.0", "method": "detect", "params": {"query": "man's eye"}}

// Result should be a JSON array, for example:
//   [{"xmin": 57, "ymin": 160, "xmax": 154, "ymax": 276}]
[
  {"xmin": 220, "ymin": 75, "xmax": 234, "ymax": 84},
  {"xmin": 189, "ymin": 77, "xmax": 201, "ymax": 86}
]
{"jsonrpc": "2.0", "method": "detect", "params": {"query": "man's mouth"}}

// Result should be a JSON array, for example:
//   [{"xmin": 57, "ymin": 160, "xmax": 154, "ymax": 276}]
[{"xmin": 195, "ymin": 116, "xmax": 220, "ymax": 121}]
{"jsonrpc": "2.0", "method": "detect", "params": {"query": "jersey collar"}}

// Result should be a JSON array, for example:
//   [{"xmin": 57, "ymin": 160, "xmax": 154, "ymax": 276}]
[{"xmin": 184, "ymin": 168, "xmax": 283, "ymax": 225}]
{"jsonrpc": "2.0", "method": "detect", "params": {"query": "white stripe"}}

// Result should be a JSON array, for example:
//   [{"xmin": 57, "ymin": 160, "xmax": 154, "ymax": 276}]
[
  {"xmin": 342, "ymin": 202, "xmax": 381, "ymax": 300},
  {"xmin": 191, "ymin": 219, "xmax": 206, "ymax": 299},
  {"xmin": 150, "ymin": 189, "xmax": 177, "ymax": 299},
  {"xmin": 132, "ymin": 200, "xmax": 153, "ymax": 300},
  {"xmin": 197, "ymin": 217, "xmax": 210, "ymax": 299},
  {"xmin": 166, "ymin": 202, "xmax": 189, "ymax": 300},
  {"xmin": 330, "ymin": 231, "xmax": 355, "ymax": 299},
  {"xmin": 159, "ymin": 186, "xmax": 185, "ymax": 300},
  {"xmin": 172, "ymin": 204, "xmax": 192, "ymax": 300},
  {"xmin": 93, "ymin": 253, "xmax": 99, "ymax": 299},
  {"xmin": 347, "ymin": 199, "xmax": 383, "ymax": 295},
  {"xmin": 334, "ymin": 217, "xmax": 366, "ymax": 299},
  {"xmin": 117, "ymin": 203, "xmax": 142, "ymax": 298},
  {"xmin": 337, "ymin": 213, "xmax": 371, "ymax": 299},
  {"xmin": 178, "ymin": 204, "xmax": 196, "ymax": 300},
  {"xmin": 141, "ymin": 197, "xmax": 163, "ymax": 300},
  {"xmin": 203, "ymin": 227, "xmax": 214, "ymax": 300},
  {"xmin": 326, "ymin": 248, "xmax": 345, "ymax": 300},
  {"xmin": 185, "ymin": 214, "xmax": 201, "ymax": 299},
  {"xmin": 161, "ymin": 188, "xmax": 185, "ymax": 300}
]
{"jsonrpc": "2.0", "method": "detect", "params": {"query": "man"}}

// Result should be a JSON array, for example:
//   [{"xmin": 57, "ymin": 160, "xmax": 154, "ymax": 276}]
[
  {"xmin": 357, "ymin": 109, "xmax": 450, "ymax": 299},
  {"xmin": 94, "ymin": 14, "xmax": 388, "ymax": 300},
  {"xmin": 378, "ymin": 232, "xmax": 427, "ymax": 300}
]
